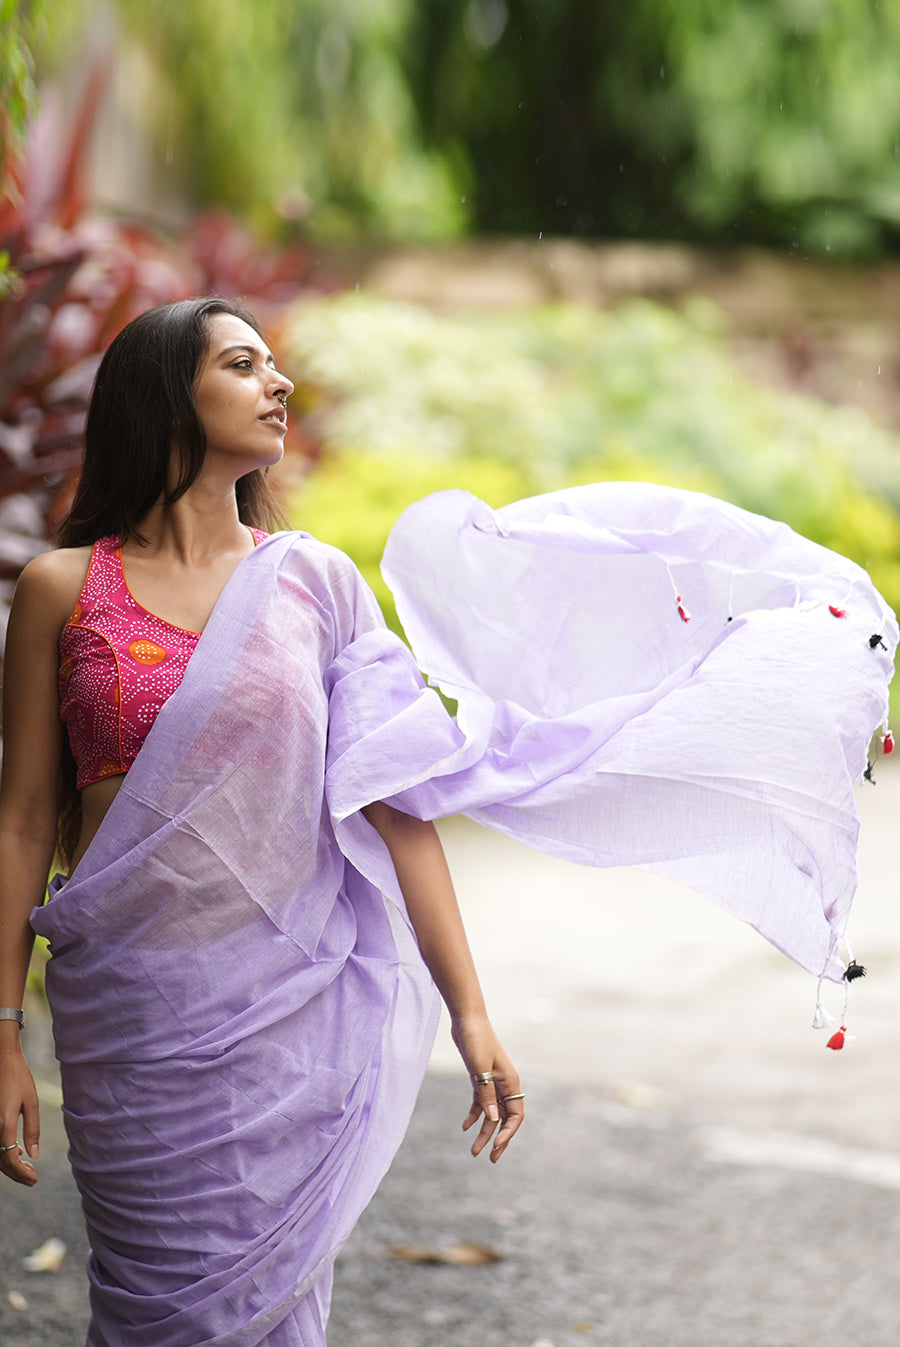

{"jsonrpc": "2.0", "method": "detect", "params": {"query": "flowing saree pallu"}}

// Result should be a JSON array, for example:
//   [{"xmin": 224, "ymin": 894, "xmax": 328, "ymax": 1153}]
[
  {"xmin": 31, "ymin": 483, "xmax": 896, "ymax": 1345},
  {"xmin": 380, "ymin": 485, "xmax": 897, "ymax": 982}
]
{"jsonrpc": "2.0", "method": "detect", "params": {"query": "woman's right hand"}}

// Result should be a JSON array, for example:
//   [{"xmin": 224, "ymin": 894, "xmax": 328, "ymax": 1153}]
[{"xmin": 0, "ymin": 1046, "xmax": 40, "ymax": 1186}]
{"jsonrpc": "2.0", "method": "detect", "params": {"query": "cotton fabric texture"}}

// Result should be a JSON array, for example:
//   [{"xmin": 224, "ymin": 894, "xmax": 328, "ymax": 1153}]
[
  {"xmin": 384, "ymin": 485, "xmax": 896, "ymax": 980},
  {"xmin": 34, "ymin": 535, "xmax": 447, "ymax": 1346},
  {"xmin": 31, "ymin": 483, "xmax": 896, "ymax": 1345}
]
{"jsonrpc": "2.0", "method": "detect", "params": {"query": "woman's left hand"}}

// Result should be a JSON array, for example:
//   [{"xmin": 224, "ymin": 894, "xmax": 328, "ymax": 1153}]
[
  {"xmin": 451, "ymin": 1013, "xmax": 524, "ymax": 1163},
  {"xmin": 360, "ymin": 808, "xmax": 525, "ymax": 1161}
]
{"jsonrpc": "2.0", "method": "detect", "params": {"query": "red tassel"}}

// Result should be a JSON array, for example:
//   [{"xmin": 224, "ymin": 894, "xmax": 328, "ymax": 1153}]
[
  {"xmin": 676, "ymin": 596, "xmax": 691, "ymax": 623},
  {"xmin": 829, "ymin": 605, "xmax": 847, "ymax": 618},
  {"xmin": 826, "ymin": 1026, "xmax": 846, "ymax": 1051},
  {"xmin": 884, "ymin": 731, "xmax": 894, "ymax": 755}
]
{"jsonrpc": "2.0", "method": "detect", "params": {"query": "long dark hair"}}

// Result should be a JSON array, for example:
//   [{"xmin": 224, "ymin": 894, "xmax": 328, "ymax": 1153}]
[
  {"xmin": 57, "ymin": 296, "xmax": 284, "ymax": 547},
  {"xmin": 56, "ymin": 297, "xmax": 286, "ymax": 868}
]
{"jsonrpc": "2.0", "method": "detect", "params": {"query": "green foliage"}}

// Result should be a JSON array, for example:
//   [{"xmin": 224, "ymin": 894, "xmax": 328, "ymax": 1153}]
[
  {"xmin": 405, "ymin": 0, "xmax": 677, "ymax": 238},
  {"xmin": 0, "ymin": 0, "xmax": 51, "ymax": 190},
  {"xmin": 659, "ymin": 0, "xmax": 900, "ymax": 255},
  {"xmin": 38, "ymin": 0, "xmax": 900, "ymax": 253},
  {"xmin": 286, "ymin": 293, "xmax": 900, "ymax": 628},
  {"xmin": 107, "ymin": 0, "xmax": 464, "ymax": 240},
  {"xmin": 405, "ymin": 0, "xmax": 900, "ymax": 255},
  {"xmin": 294, "ymin": 449, "xmax": 533, "ymax": 634},
  {"xmin": 26, "ymin": 935, "xmax": 49, "ymax": 995},
  {"xmin": 0, "ymin": 248, "xmax": 18, "ymax": 297}
]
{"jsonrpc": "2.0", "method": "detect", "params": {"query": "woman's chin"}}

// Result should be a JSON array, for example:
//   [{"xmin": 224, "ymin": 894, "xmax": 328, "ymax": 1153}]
[{"xmin": 218, "ymin": 444, "xmax": 286, "ymax": 477}]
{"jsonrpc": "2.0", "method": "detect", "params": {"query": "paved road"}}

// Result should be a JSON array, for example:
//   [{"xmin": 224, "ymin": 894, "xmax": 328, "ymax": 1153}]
[{"xmin": 3, "ymin": 766, "xmax": 900, "ymax": 1346}]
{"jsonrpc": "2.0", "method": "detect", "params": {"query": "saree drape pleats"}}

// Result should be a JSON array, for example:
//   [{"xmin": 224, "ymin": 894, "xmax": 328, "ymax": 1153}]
[
  {"xmin": 30, "ymin": 484, "xmax": 896, "ymax": 1345},
  {"xmin": 33, "ymin": 536, "xmax": 449, "ymax": 1346}
]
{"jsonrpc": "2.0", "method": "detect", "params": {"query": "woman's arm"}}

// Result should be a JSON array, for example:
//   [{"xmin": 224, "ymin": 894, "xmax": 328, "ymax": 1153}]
[
  {"xmin": 362, "ymin": 801, "xmax": 523, "ymax": 1163},
  {"xmin": 0, "ymin": 555, "xmax": 74, "ymax": 1187}
]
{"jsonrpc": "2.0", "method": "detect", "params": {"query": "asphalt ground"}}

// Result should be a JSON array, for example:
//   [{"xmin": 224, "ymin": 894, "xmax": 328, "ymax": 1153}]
[{"xmin": 3, "ymin": 765, "xmax": 900, "ymax": 1346}]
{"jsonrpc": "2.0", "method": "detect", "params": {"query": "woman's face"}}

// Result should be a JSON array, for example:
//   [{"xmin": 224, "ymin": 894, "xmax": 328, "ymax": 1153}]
[{"xmin": 191, "ymin": 314, "xmax": 295, "ymax": 473}]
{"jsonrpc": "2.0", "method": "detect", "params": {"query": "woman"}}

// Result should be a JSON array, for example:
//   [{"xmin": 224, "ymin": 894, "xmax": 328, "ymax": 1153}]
[
  {"xmin": 0, "ymin": 298, "xmax": 523, "ymax": 1345},
  {"xmin": 1, "ymin": 295, "xmax": 895, "ymax": 1345}
]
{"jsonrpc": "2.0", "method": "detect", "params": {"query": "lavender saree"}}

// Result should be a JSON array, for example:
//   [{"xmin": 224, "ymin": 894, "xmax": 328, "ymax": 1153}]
[
  {"xmin": 32, "ymin": 534, "xmax": 453, "ymax": 1346},
  {"xmin": 31, "ymin": 483, "xmax": 895, "ymax": 1345}
]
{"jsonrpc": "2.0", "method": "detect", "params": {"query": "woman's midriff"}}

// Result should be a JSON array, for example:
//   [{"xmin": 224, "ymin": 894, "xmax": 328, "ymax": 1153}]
[{"xmin": 70, "ymin": 775, "xmax": 126, "ymax": 874}]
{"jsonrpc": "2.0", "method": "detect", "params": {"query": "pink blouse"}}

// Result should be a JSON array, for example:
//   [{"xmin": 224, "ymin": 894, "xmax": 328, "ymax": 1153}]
[{"xmin": 58, "ymin": 531, "xmax": 266, "ymax": 788}]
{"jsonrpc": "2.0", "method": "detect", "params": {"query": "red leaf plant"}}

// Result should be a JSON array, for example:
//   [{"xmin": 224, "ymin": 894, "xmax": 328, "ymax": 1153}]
[{"xmin": 0, "ymin": 68, "xmax": 330, "ymax": 643}]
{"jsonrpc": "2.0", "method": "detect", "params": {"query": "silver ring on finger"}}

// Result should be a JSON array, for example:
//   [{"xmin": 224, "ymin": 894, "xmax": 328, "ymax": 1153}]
[
  {"xmin": 501, "ymin": 1093, "xmax": 525, "ymax": 1102},
  {"xmin": 0, "ymin": 1142, "xmax": 21, "ymax": 1153},
  {"xmin": 473, "ymin": 1071, "xmax": 494, "ymax": 1086}
]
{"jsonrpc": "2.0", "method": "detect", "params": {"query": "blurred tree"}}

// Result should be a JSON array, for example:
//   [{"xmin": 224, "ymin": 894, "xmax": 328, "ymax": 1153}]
[
  {"xmin": 405, "ymin": 0, "xmax": 900, "ymax": 256},
  {"xmin": 662, "ymin": 0, "xmax": 900, "ymax": 255},
  {"xmin": 0, "ymin": 0, "xmax": 53, "ymax": 289},
  {"xmin": 404, "ymin": 0, "xmax": 679, "ymax": 239},
  {"xmin": 1, "ymin": 0, "xmax": 44, "ymax": 182},
  {"xmin": 30, "ymin": 0, "xmax": 900, "ymax": 256},
  {"xmin": 99, "ymin": 0, "xmax": 464, "ymax": 240}
]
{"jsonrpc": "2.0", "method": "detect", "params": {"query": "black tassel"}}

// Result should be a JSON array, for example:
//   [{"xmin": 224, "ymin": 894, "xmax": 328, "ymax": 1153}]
[
  {"xmin": 843, "ymin": 960, "xmax": 867, "ymax": 982},
  {"xmin": 869, "ymin": 633, "xmax": 887, "ymax": 650}
]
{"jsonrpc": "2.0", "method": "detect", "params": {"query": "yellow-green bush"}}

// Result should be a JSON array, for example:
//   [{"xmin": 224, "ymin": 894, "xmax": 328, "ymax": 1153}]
[
  {"xmin": 286, "ymin": 293, "xmax": 900, "ymax": 636},
  {"xmin": 293, "ymin": 449, "xmax": 534, "ymax": 636}
]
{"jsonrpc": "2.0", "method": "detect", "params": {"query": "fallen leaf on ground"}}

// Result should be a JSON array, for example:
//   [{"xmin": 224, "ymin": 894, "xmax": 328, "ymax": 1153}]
[
  {"xmin": 6, "ymin": 1290, "xmax": 28, "ymax": 1310},
  {"xmin": 387, "ymin": 1242, "xmax": 503, "ymax": 1266},
  {"xmin": 611, "ymin": 1080, "xmax": 670, "ymax": 1110},
  {"xmin": 22, "ymin": 1236, "xmax": 66, "ymax": 1272}
]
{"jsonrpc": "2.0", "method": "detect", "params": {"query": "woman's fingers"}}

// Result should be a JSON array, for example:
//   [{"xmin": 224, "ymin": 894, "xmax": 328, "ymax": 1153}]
[
  {"xmin": 463, "ymin": 1069, "xmax": 524, "ymax": 1161},
  {"xmin": 0, "ymin": 1136, "xmax": 38, "ymax": 1187},
  {"xmin": 463, "ymin": 1070, "xmax": 500, "ymax": 1128},
  {"xmin": 473, "ymin": 1070, "xmax": 500, "ymax": 1123},
  {"xmin": 461, "ymin": 1096, "xmax": 482, "ymax": 1132},
  {"xmin": 490, "ymin": 1094, "xmax": 525, "ymax": 1162},
  {"xmin": 451, "ymin": 1019, "xmax": 524, "ymax": 1161},
  {"xmin": 21, "ymin": 1088, "xmax": 40, "ymax": 1160},
  {"xmin": 468, "ymin": 1111, "xmax": 497, "ymax": 1158},
  {"xmin": 0, "ymin": 1086, "xmax": 40, "ymax": 1186}
]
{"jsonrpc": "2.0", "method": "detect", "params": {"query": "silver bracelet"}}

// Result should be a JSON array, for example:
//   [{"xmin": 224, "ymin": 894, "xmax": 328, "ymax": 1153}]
[{"xmin": 0, "ymin": 1008, "xmax": 25, "ymax": 1029}]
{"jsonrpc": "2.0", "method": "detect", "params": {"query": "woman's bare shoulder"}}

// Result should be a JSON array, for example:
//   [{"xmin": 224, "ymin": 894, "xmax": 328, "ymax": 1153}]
[{"xmin": 14, "ymin": 546, "xmax": 92, "ymax": 628}]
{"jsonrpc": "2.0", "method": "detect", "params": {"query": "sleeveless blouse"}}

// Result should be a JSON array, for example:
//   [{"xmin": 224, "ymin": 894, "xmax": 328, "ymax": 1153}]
[{"xmin": 58, "ymin": 530, "xmax": 267, "ymax": 788}]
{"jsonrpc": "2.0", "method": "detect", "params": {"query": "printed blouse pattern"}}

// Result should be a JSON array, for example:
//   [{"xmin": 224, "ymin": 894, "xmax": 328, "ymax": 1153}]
[{"xmin": 58, "ymin": 530, "xmax": 266, "ymax": 788}]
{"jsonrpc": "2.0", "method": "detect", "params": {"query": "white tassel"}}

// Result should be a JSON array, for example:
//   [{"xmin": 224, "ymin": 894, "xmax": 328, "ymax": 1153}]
[{"xmin": 812, "ymin": 1003, "xmax": 837, "ymax": 1030}]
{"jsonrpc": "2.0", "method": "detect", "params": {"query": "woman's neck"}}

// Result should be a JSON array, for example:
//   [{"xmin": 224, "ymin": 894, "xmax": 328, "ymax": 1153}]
[{"xmin": 132, "ymin": 484, "xmax": 249, "ymax": 562}]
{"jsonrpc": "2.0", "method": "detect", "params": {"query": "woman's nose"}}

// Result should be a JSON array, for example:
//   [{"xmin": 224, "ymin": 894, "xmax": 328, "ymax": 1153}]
[{"xmin": 272, "ymin": 369, "xmax": 295, "ymax": 398}]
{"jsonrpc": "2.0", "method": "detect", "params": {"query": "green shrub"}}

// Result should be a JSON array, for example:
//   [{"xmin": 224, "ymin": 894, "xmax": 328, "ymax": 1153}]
[
  {"xmin": 292, "ymin": 449, "xmax": 534, "ymax": 635},
  {"xmin": 287, "ymin": 292, "xmax": 900, "ymax": 633}
]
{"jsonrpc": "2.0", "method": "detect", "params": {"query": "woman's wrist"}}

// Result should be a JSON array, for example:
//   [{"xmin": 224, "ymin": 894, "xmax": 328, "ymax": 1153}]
[
  {"xmin": 0, "ymin": 1014, "xmax": 26, "ymax": 1044},
  {"xmin": 448, "ymin": 1002, "xmax": 490, "ymax": 1027}
]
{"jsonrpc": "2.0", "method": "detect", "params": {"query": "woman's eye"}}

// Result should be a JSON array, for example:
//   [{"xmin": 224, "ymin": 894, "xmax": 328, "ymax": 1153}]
[{"xmin": 232, "ymin": 358, "xmax": 253, "ymax": 370}]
